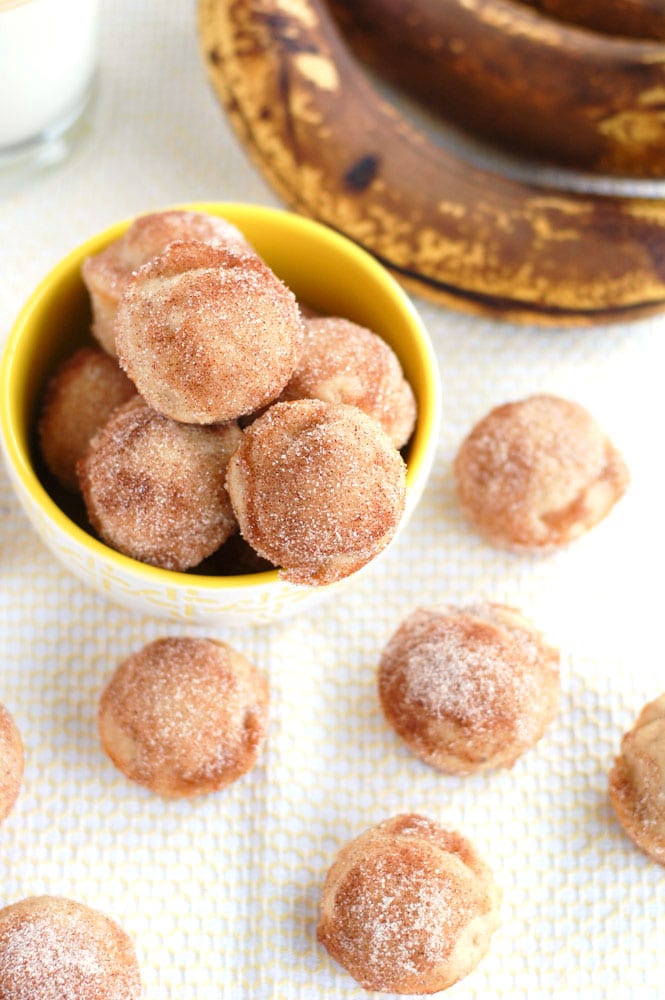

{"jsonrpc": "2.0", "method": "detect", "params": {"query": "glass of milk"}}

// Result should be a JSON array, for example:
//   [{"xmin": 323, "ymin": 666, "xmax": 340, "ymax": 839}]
[{"xmin": 0, "ymin": 0, "xmax": 99, "ymax": 173}]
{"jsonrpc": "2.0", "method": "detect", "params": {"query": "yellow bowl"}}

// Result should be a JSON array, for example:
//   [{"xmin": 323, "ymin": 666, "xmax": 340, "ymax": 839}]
[{"xmin": 0, "ymin": 203, "xmax": 441, "ymax": 625}]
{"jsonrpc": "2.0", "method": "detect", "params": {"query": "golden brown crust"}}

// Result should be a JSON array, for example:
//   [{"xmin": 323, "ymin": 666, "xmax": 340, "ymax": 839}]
[
  {"xmin": 609, "ymin": 694, "xmax": 665, "ymax": 865},
  {"xmin": 281, "ymin": 316, "xmax": 416, "ymax": 449},
  {"xmin": 98, "ymin": 637, "xmax": 269, "ymax": 799},
  {"xmin": 0, "ymin": 704, "xmax": 23, "ymax": 824},
  {"xmin": 453, "ymin": 394, "xmax": 629, "ymax": 550},
  {"xmin": 0, "ymin": 895, "xmax": 141, "ymax": 999},
  {"xmin": 317, "ymin": 814, "xmax": 501, "ymax": 994},
  {"xmin": 226, "ymin": 399, "xmax": 407, "ymax": 585},
  {"xmin": 114, "ymin": 240, "xmax": 303, "ymax": 424},
  {"xmin": 378, "ymin": 602, "xmax": 560, "ymax": 774},
  {"xmin": 79, "ymin": 396, "xmax": 241, "ymax": 571},
  {"xmin": 82, "ymin": 209, "xmax": 250, "ymax": 356},
  {"xmin": 38, "ymin": 347, "xmax": 136, "ymax": 493}
]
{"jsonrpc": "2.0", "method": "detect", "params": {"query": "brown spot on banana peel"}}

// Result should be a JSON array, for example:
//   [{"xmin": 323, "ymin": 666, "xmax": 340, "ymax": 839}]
[
  {"xmin": 345, "ymin": 155, "xmax": 380, "ymax": 191},
  {"xmin": 198, "ymin": 0, "xmax": 665, "ymax": 324},
  {"xmin": 329, "ymin": 0, "xmax": 665, "ymax": 176}
]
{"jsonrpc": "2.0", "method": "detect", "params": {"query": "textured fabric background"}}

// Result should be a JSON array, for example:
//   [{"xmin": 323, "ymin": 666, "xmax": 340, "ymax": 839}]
[{"xmin": 1, "ymin": 2, "xmax": 664, "ymax": 997}]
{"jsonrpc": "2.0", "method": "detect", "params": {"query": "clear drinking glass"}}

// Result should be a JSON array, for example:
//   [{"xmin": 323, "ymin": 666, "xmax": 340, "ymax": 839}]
[{"xmin": 0, "ymin": 0, "xmax": 99, "ymax": 183}]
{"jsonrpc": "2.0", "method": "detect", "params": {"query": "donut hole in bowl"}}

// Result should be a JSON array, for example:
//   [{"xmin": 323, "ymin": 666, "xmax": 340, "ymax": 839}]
[{"xmin": 1, "ymin": 203, "xmax": 441, "ymax": 625}]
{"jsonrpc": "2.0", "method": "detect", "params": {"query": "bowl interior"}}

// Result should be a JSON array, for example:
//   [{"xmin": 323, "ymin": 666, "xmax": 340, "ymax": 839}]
[{"xmin": 1, "ymin": 203, "xmax": 440, "ymax": 590}]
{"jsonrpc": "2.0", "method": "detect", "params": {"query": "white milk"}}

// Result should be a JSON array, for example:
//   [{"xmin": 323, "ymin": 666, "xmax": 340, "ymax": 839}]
[{"xmin": 0, "ymin": 0, "xmax": 98, "ymax": 151}]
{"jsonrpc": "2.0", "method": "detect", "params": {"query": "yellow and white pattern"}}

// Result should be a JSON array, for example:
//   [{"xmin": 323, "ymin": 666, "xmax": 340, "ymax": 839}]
[{"xmin": 1, "ymin": 2, "xmax": 665, "ymax": 997}]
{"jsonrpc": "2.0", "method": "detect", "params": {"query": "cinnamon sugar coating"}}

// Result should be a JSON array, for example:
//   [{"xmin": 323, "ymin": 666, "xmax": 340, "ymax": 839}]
[
  {"xmin": 453, "ymin": 394, "xmax": 629, "ymax": 550},
  {"xmin": 82, "ymin": 209, "xmax": 250, "ymax": 356},
  {"xmin": 78, "ymin": 396, "xmax": 241, "ymax": 571},
  {"xmin": 114, "ymin": 240, "xmax": 304, "ymax": 424},
  {"xmin": 317, "ymin": 814, "xmax": 500, "ymax": 994},
  {"xmin": 98, "ymin": 637, "xmax": 269, "ymax": 798},
  {"xmin": 0, "ymin": 895, "xmax": 141, "ymax": 999},
  {"xmin": 38, "ymin": 346, "xmax": 136, "ymax": 492},
  {"xmin": 281, "ymin": 316, "xmax": 416, "ymax": 449},
  {"xmin": 609, "ymin": 694, "xmax": 665, "ymax": 865},
  {"xmin": 378, "ymin": 602, "xmax": 560, "ymax": 774},
  {"xmin": 0, "ymin": 703, "xmax": 23, "ymax": 824},
  {"xmin": 226, "ymin": 399, "xmax": 407, "ymax": 586}
]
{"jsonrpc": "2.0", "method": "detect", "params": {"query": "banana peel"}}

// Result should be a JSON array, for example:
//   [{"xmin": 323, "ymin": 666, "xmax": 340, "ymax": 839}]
[
  {"xmin": 521, "ymin": 0, "xmax": 665, "ymax": 42},
  {"xmin": 329, "ymin": 0, "xmax": 665, "ymax": 176},
  {"xmin": 198, "ymin": 0, "xmax": 665, "ymax": 324}
]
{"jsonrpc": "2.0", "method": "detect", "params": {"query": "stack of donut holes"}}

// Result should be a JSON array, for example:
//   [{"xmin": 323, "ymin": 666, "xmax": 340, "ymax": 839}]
[
  {"xmin": 27, "ymin": 213, "xmax": 646, "ymax": 996},
  {"xmin": 37, "ymin": 209, "xmax": 416, "ymax": 585}
]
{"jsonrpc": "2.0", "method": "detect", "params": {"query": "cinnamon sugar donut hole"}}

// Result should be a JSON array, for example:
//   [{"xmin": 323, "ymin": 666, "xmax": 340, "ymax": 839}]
[
  {"xmin": 453, "ymin": 394, "xmax": 629, "ymax": 550},
  {"xmin": 98, "ymin": 637, "xmax": 269, "ymax": 798},
  {"xmin": 114, "ymin": 240, "xmax": 304, "ymax": 424},
  {"xmin": 78, "ymin": 396, "xmax": 241, "ymax": 571},
  {"xmin": 0, "ymin": 704, "xmax": 23, "ymax": 824},
  {"xmin": 281, "ymin": 316, "xmax": 417, "ymax": 449},
  {"xmin": 317, "ymin": 813, "xmax": 501, "ymax": 994},
  {"xmin": 0, "ymin": 895, "xmax": 141, "ymax": 999},
  {"xmin": 82, "ymin": 209, "xmax": 250, "ymax": 356},
  {"xmin": 609, "ymin": 694, "xmax": 665, "ymax": 865},
  {"xmin": 378, "ymin": 602, "xmax": 560, "ymax": 774},
  {"xmin": 226, "ymin": 399, "xmax": 407, "ymax": 586},
  {"xmin": 38, "ymin": 346, "xmax": 136, "ymax": 492}
]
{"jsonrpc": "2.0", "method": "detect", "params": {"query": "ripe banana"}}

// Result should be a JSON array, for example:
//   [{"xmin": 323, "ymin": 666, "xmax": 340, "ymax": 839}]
[
  {"xmin": 198, "ymin": 0, "xmax": 665, "ymax": 324},
  {"xmin": 520, "ymin": 0, "xmax": 665, "ymax": 42},
  {"xmin": 328, "ymin": 0, "xmax": 665, "ymax": 176}
]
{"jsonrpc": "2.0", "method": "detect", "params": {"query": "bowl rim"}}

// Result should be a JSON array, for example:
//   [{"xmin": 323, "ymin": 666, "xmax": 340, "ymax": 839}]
[{"xmin": 0, "ymin": 201, "xmax": 442, "ymax": 592}]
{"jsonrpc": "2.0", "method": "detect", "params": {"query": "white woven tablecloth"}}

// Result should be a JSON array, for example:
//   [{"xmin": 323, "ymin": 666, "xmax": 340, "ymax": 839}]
[{"xmin": 1, "ymin": 3, "xmax": 664, "ymax": 997}]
